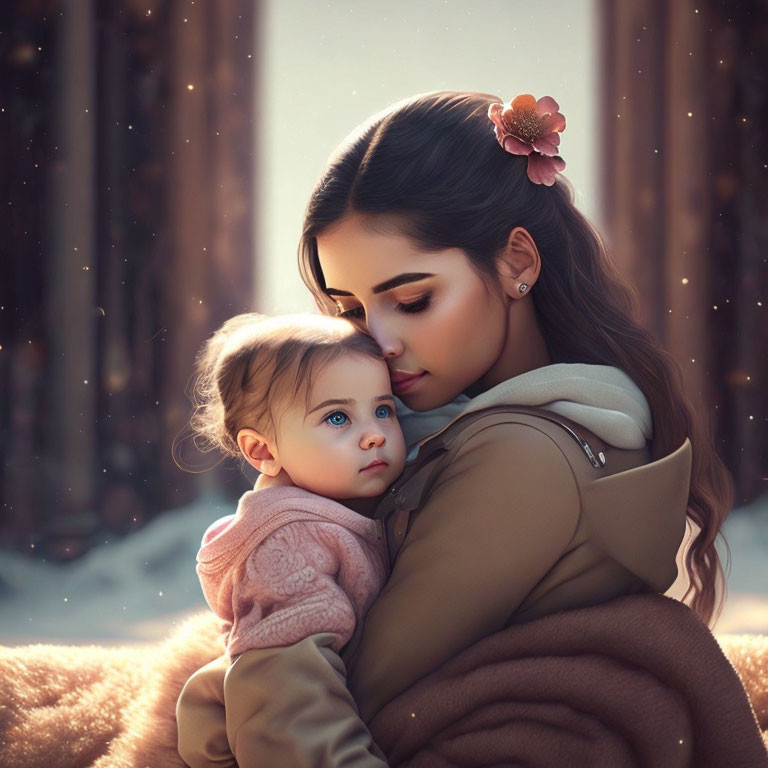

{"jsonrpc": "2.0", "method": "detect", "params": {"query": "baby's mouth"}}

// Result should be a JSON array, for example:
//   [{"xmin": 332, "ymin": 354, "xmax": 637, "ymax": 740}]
[{"xmin": 360, "ymin": 459, "xmax": 388, "ymax": 472}]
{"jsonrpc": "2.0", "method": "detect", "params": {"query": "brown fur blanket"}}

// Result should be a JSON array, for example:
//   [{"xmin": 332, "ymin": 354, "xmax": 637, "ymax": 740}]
[
  {"xmin": 0, "ymin": 599, "xmax": 766, "ymax": 768},
  {"xmin": 369, "ymin": 595, "xmax": 768, "ymax": 767}
]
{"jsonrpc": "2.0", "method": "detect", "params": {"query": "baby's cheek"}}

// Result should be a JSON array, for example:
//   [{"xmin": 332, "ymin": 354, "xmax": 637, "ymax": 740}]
[{"xmin": 288, "ymin": 443, "xmax": 335, "ymax": 482}]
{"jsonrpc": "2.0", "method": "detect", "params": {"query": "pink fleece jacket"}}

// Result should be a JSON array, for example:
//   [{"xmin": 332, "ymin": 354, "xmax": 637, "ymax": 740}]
[{"xmin": 196, "ymin": 485, "xmax": 388, "ymax": 657}]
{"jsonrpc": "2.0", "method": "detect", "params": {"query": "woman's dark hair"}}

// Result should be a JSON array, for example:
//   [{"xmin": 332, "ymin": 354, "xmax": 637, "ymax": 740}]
[{"xmin": 298, "ymin": 90, "xmax": 732, "ymax": 627}]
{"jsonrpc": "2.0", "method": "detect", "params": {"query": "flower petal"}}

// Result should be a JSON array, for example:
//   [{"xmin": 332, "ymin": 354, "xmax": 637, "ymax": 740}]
[
  {"xmin": 488, "ymin": 103, "xmax": 506, "ymax": 134},
  {"xmin": 541, "ymin": 111, "xmax": 566, "ymax": 134},
  {"xmin": 536, "ymin": 96, "xmax": 560, "ymax": 116},
  {"xmin": 532, "ymin": 132, "xmax": 560, "ymax": 156},
  {"xmin": 511, "ymin": 94, "xmax": 537, "ymax": 110},
  {"xmin": 500, "ymin": 106, "xmax": 518, "ymax": 132},
  {"xmin": 527, "ymin": 153, "xmax": 566, "ymax": 186},
  {"xmin": 502, "ymin": 134, "xmax": 533, "ymax": 155}
]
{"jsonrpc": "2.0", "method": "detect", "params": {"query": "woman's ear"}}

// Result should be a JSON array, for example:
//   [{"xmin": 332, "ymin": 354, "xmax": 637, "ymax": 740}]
[
  {"xmin": 495, "ymin": 226, "xmax": 542, "ymax": 299},
  {"xmin": 237, "ymin": 428, "xmax": 282, "ymax": 476}
]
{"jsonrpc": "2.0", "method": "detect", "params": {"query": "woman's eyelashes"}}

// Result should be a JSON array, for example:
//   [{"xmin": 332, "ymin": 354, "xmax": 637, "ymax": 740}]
[
  {"xmin": 336, "ymin": 293, "xmax": 432, "ymax": 319},
  {"xmin": 396, "ymin": 294, "xmax": 431, "ymax": 314},
  {"xmin": 337, "ymin": 306, "xmax": 364, "ymax": 320}
]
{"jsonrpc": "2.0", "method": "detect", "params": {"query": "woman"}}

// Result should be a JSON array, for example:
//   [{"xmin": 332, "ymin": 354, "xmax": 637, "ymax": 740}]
[{"xmin": 176, "ymin": 91, "xmax": 746, "ymax": 767}]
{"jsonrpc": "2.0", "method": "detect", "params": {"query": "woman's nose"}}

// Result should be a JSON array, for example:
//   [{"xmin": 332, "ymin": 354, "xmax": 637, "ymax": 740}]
[
  {"xmin": 361, "ymin": 431, "xmax": 386, "ymax": 449},
  {"xmin": 366, "ymin": 315, "xmax": 404, "ymax": 359}
]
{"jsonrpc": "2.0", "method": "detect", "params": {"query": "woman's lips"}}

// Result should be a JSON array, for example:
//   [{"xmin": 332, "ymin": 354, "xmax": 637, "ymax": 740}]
[
  {"xmin": 360, "ymin": 460, "xmax": 389, "ymax": 473},
  {"xmin": 390, "ymin": 371, "xmax": 427, "ymax": 395}
]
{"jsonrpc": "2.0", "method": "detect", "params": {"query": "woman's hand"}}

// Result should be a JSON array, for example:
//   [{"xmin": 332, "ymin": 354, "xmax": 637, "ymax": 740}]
[{"xmin": 254, "ymin": 468, "xmax": 294, "ymax": 491}]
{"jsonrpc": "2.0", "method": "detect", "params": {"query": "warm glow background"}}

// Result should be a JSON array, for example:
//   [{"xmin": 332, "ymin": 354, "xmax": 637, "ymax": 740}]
[
  {"xmin": 1, "ymin": 0, "xmax": 765, "ymax": 640},
  {"xmin": 255, "ymin": 0, "xmax": 598, "ymax": 314}
]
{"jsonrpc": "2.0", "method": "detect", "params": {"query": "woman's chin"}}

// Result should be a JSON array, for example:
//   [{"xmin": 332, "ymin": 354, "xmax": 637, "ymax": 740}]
[{"xmin": 398, "ymin": 382, "xmax": 467, "ymax": 412}]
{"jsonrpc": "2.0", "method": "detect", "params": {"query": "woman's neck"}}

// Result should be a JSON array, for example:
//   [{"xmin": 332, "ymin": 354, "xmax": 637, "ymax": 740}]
[{"xmin": 465, "ymin": 296, "xmax": 552, "ymax": 397}]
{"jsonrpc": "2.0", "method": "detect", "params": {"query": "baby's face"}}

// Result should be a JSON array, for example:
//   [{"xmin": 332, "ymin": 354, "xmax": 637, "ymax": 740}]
[{"xmin": 275, "ymin": 355, "xmax": 406, "ymax": 499}]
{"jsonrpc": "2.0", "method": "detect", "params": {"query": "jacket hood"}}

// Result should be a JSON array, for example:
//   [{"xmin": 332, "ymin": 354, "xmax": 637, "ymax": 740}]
[
  {"xmin": 395, "ymin": 363, "xmax": 691, "ymax": 594},
  {"xmin": 396, "ymin": 363, "xmax": 652, "ymax": 460}
]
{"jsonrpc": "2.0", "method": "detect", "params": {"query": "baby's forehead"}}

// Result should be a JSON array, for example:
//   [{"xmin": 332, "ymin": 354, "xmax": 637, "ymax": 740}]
[{"xmin": 301, "ymin": 355, "xmax": 391, "ymax": 404}]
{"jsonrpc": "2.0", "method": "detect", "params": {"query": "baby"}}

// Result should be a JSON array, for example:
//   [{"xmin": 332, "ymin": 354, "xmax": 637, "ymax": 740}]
[{"xmin": 188, "ymin": 312, "xmax": 406, "ymax": 659}]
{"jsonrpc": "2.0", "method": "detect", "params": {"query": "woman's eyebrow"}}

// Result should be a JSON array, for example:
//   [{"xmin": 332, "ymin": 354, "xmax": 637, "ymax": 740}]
[{"xmin": 325, "ymin": 272, "xmax": 434, "ymax": 297}]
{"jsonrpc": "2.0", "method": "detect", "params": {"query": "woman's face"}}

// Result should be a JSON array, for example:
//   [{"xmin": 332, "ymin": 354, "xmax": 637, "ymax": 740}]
[{"xmin": 316, "ymin": 214, "xmax": 511, "ymax": 411}]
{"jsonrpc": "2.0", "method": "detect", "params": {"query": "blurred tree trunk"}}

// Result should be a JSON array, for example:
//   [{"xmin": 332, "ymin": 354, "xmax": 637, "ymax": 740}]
[
  {"xmin": 600, "ymin": 0, "xmax": 767, "ymax": 504},
  {"xmin": 0, "ymin": 1, "xmax": 59, "ymax": 553},
  {"xmin": 45, "ymin": 0, "xmax": 99, "ymax": 551},
  {"xmin": 0, "ymin": 0, "xmax": 257, "ymax": 560}
]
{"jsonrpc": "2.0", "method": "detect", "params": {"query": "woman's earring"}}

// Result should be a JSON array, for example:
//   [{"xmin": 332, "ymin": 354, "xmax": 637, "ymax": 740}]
[{"xmin": 518, "ymin": 283, "xmax": 529, "ymax": 294}]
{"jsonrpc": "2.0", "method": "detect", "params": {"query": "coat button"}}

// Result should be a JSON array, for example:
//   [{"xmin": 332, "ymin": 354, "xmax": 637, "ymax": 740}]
[
  {"xmin": 390, "ymin": 486, "xmax": 398, "ymax": 495},
  {"xmin": 395, "ymin": 493, "xmax": 406, "ymax": 506}
]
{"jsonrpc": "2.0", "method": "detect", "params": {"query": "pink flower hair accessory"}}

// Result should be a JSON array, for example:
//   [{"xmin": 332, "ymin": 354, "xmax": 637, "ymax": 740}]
[{"xmin": 488, "ymin": 94, "xmax": 567, "ymax": 186}]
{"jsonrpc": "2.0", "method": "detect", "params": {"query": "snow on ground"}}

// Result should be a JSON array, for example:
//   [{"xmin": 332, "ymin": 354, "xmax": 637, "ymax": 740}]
[
  {"xmin": 707, "ymin": 492, "xmax": 768, "ymax": 635},
  {"xmin": 0, "ymin": 494, "xmax": 224, "ymax": 645},
  {"xmin": 0, "ymin": 492, "xmax": 766, "ymax": 646}
]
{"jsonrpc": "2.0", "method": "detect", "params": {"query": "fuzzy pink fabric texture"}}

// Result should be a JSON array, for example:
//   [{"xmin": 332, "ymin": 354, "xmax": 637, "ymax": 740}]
[{"xmin": 196, "ymin": 485, "xmax": 387, "ymax": 656}]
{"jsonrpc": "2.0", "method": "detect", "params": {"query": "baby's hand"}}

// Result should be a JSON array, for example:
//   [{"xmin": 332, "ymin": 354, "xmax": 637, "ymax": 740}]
[{"xmin": 254, "ymin": 469, "xmax": 294, "ymax": 491}]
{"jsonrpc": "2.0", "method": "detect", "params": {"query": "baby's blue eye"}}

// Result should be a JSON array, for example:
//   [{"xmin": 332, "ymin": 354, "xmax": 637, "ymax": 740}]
[
  {"xmin": 326, "ymin": 411, "xmax": 348, "ymax": 427},
  {"xmin": 375, "ymin": 405, "xmax": 393, "ymax": 419}
]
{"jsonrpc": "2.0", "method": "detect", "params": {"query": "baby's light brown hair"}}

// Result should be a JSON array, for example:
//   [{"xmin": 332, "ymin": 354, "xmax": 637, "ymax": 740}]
[{"xmin": 189, "ymin": 312, "xmax": 384, "ymax": 459}]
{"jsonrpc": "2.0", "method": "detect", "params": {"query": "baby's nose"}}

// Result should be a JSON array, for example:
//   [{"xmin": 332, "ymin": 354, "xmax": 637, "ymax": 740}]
[{"xmin": 361, "ymin": 432, "xmax": 386, "ymax": 449}]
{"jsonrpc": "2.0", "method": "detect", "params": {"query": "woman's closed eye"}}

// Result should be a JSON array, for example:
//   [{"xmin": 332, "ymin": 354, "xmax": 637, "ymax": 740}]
[
  {"xmin": 336, "ymin": 293, "xmax": 432, "ymax": 319},
  {"xmin": 396, "ymin": 294, "xmax": 431, "ymax": 314},
  {"xmin": 337, "ymin": 305, "xmax": 364, "ymax": 320}
]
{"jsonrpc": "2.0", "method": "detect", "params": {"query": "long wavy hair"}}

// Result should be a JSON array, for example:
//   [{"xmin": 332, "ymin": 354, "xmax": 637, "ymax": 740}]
[{"xmin": 297, "ymin": 91, "xmax": 732, "ymax": 627}]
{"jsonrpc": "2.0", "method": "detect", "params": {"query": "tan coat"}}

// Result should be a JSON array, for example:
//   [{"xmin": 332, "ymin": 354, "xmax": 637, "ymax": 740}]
[{"xmin": 176, "ymin": 405, "xmax": 692, "ymax": 767}]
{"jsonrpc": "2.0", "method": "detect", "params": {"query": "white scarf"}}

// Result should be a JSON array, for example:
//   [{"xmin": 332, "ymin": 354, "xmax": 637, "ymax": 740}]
[{"xmin": 396, "ymin": 363, "xmax": 652, "ymax": 461}]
